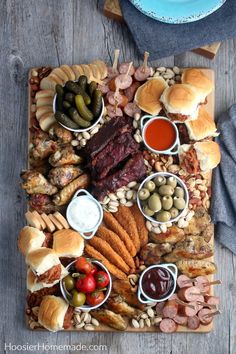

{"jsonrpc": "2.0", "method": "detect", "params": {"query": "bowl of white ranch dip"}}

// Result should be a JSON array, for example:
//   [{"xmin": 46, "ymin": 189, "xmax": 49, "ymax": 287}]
[{"xmin": 66, "ymin": 189, "xmax": 103, "ymax": 239}]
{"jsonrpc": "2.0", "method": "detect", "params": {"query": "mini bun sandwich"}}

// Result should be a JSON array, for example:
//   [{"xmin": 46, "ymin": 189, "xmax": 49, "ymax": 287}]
[
  {"xmin": 18, "ymin": 226, "xmax": 46, "ymax": 256},
  {"xmin": 26, "ymin": 247, "xmax": 68, "ymax": 285},
  {"xmin": 53, "ymin": 229, "xmax": 84, "ymax": 258},
  {"xmin": 38, "ymin": 295, "xmax": 74, "ymax": 332},
  {"xmin": 160, "ymin": 84, "xmax": 201, "ymax": 122},
  {"xmin": 182, "ymin": 68, "xmax": 213, "ymax": 103},
  {"xmin": 178, "ymin": 141, "xmax": 221, "ymax": 174},
  {"xmin": 179, "ymin": 106, "xmax": 219, "ymax": 142},
  {"xmin": 27, "ymin": 268, "xmax": 63, "ymax": 292}
]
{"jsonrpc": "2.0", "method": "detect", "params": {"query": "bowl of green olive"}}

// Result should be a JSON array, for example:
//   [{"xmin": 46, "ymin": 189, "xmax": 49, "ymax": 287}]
[
  {"xmin": 53, "ymin": 75, "xmax": 104, "ymax": 133},
  {"xmin": 137, "ymin": 172, "xmax": 189, "ymax": 224}
]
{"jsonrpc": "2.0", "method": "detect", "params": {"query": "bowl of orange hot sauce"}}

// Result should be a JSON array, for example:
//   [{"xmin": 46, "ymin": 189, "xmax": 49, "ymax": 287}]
[{"xmin": 140, "ymin": 116, "xmax": 180, "ymax": 155}]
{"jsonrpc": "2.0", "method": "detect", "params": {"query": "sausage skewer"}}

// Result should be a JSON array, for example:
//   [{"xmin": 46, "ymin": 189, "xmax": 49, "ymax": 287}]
[
  {"xmin": 114, "ymin": 62, "xmax": 133, "ymax": 90},
  {"xmin": 202, "ymin": 310, "xmax": 221, "ymax": 319},
  {"xmin": 196, "ymin": 301, "xmax": 217, "ymax": 309},
  {"xmin": 174, "ymin": 298, "xmax": 195, "ymax": 310},
  {"xmin": 134, "ymin": 51, "xmax": 151, "ymax": 81}
]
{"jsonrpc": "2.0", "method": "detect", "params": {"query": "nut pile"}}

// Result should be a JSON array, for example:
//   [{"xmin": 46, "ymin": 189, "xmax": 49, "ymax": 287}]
[
  {"xmin": 26, "ymin": 306, "xmax": 41, "ymax": 330},
  {"xmin": 153, "ymin": 66, "xmax": 182, "ymax": 86},
  {"xmin": 73, "ymin": 310, "xmax": 100, "ymax": 331},
  {"xmin": 131, "ymin": 304, "xmax": 162, "ymax": 329},
  {"xmin": 100, "ymin": 181, "xmax": 139, "ymax": 213},
  {"xmin": 182, "ymin": 174, "xmax": 211, "ymax": 210}
]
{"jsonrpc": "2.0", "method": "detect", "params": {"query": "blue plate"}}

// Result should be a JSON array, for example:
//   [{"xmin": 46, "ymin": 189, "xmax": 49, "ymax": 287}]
[{"xmin": 129, "ymin": 0, "xmax": 226, "ymax": 24}]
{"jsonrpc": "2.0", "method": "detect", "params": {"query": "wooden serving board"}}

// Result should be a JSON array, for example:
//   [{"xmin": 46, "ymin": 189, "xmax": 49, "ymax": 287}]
[
  {"xmin": 104, "ymin": 0, "xmax": 221, "ymax": 59},
  {"xmin": 27, "ymin": 68, "xmax": 215, "ymax": 333}
]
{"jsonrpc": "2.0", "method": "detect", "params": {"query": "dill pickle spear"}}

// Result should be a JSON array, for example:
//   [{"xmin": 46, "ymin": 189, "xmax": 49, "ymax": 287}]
[
  {"xmin": 88, "ymin": 81, "xmax": 97, "ymax": 97},
  {"xmin": 56, "ymin": 84, "xmax": 64, "ymax": 111},
  {"xmin": 78, "ymin": 75, "xmax": 87, "ymax": 91},
  {"xmin": 75, "ymin": 95, "xmax": 94, "ymax": 121},
  {"xmin": 92, "ymin": 89, "xmax": 103, "ymax": 118},
  {"xmin": 55, "ymin": 111, "xmax": 79, "ymax": 129},
  {"xmin": 68, "ymin": 107, "xmax": 91, "ymax": 128}
]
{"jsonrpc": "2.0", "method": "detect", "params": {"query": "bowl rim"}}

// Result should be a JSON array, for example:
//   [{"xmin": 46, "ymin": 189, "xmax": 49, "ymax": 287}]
[
  {"xmin": 60, "ymin": 259, "xmax": 112, "ymax": 311},
  {"xmin": 53, "ymin": 92, "xmax": 104, "ymax": 133},
  {"xmin": 137, "ymin": 171, "xmax": 189, "ymax": 225}
]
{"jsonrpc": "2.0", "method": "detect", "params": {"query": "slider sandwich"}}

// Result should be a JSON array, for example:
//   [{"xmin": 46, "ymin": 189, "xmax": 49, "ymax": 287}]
[
  {"xmin": 38, "ymin": 295, "xmax": 74, "ymax": 332},
  {"xmin": 178, "ymin": 141, "xmax": 221, "ymax": 174},
  {"xmin": 160, "ymin": 84, "xmax": 201, "ymax": 122},
  {"xmin": 26, "ymin": 247, "xmax": 68, "ymax": 286},
  {"xmin": 18, "ymin": 226, "xmax": 46, "ymax": 256},
  {"xmin": 182, "ymin": 68, "xmax": 213, "ymax": 104},
  {"xmin": 53, "ymin": 229, "xmax": 84, "ymax": 258}
]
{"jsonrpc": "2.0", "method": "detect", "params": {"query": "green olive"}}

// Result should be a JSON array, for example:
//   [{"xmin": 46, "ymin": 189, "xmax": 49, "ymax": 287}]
[
  {"xmin": 63, "ymin": 275, "xmax": 75, "ymax": 291},
  {"xmin": 138, "ymin": 188, "xmax": 150, "ymax": 200},
  {"xmin": 71, "ymin": 291, "xmax": 86, "ymax": 307},
  {"xmin": 167, "ymin": 176, "xmax": 177, "ymax": 188},
  {"xmin": 173, "ymin": 196, "xmax": 186, "ymax": 210},
  {"xmin": 159, "ymin": 184, "xmax": 174, "ymax": 196},
  {"xmin": 175, "ymin": 186, "xmax": 184, "ymax": 198},
  {"xmin": 162, "ymin": 196, "xmax": 173, "ymax": 210},
  {"xmin": 148, "ymin": 194, "xmax": 162, "ymax": 212},
  {"xmin": 169, "ymin": 207, "xmax": 179, "ymax": 219},
  {"xmin": 143, "ymin": 205, "xmax": 155, "ymax": 216},
  {"xmin": 154, "ymin": 176, "xmax": 166, "ymax": 186},
  {"xmin": 144, "ymin": 180, "xmax": 156, "ymax": 192},
  {"xmin": 155, "ymin": 211, "xmax": 171, "ymax": 222}
]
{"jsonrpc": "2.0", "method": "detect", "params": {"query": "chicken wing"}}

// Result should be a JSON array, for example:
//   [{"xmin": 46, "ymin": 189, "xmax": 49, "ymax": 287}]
[
  {"xmin": 171, "ymin": 235, "xmax": 213, "ymax": 260},
  {"xmin": 140, "ymin": 243, "xmax": 173, "ymax": 265},
  {"xmin": 130, "ymin": 204, "xmax": 148, "ymax": 248},
  {"xmin": 176, "ymin": 260, "xmax": 217, "ymax": 278},
  {"xmin": 48, "ymin": 165, "xmax": 83, "ymax": 188},
  {"xmin": 90, "ymin": 309, "xmax": 127, "ymax": 331},
  {"xmin": 149, "ymin": 225, "xmax": 185, "ymax": 244},
  {"xmin": 52, "ymin": 173, "xmax": 90, "ymax": 206},
  {"xmin": 28, "ymin": 194, "xmax": 56, "ymax": 214},
  {"xmin": 21, "ymin": 170, "xmax": 58, "ymax": 195},
  {"xmin": 112, "ymin": 280, "xmax": 145, "ymax": 310},
  {"xmin": 184, "ymin": 207, "xmax": 211, "ymax": 235},
  {"xmin": 114, "ymin": 206, "xmax": 140, "ymax": 252},
  {"xmin": 106, "ymin": 296, "xmax": 142, "ymax": 318},
  {"xmin": 30, "ymin": 127, "xmax": 57, "ymax": 161},
  {"xmin": 49, "ymin": 145, "xmax": 83, "ymax": 167},
  {"xmin": 49, "ymin": 123, "xmax": 73, "ymax": 144}
]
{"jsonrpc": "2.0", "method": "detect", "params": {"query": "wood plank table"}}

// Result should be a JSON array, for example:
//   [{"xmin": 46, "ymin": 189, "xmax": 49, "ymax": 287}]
[{"xmin": 0, "ymin": 1, "xmax": 236, "ymax": 353}]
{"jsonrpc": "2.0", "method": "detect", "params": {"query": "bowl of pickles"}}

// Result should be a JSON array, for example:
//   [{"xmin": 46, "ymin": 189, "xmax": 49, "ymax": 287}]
[
  {"xmin": 137, "ymin": 172, "xmax": 189, "ymax": 224},
  {"xmin": 53, "ymin": 75, "xmax": 104, "ymax": 132}
]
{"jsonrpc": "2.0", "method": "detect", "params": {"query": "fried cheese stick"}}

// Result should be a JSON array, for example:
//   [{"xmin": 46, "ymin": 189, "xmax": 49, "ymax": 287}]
[
  {"xmin": 130, "ymin": 204, "xmax": 148, "ymax": 248},
  {"xmin": 114, "ymin": 206, "xmax": 140, "ymax": 252},
  {"xmin": 103, "ymin": 211, "xmax": 136, "ymax": 257},
  {"xmin": 85, "ymin": 244, "xmax": 127, "ymax": 280},
  {"xmin": 88, "ymin": 237, "xmax": 130, "ymax": 274},
  {"xmin": 96, "ymin": 226, "xmax": 135, "ymax": 271}
]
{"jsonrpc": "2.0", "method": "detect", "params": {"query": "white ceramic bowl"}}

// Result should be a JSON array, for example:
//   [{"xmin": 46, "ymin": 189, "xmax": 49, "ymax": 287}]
[
  {"xmin": 60, "ymin": 259, "xmax": 112, "ymax": 312},
  {"xmin": 53, "ymin": 93, "xmax": 104, "ymax": 133},
  {"xmin": 137, "ymin": 172, "xmax": 189, "ymax": 225}
]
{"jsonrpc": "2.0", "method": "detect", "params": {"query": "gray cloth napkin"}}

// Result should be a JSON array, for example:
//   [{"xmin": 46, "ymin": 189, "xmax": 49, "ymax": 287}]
[
  {"xmin": 119, "ymin": 0, "xmax": 236, "ymax": 60},
  {"xmin": 211, "ymin": 104, "xmax": 236, "ymax": 254}
]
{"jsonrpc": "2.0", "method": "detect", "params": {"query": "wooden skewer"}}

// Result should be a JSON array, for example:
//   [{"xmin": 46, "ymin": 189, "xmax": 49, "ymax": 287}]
[
  {"xmin": 208, "ymin": 280, "xmax": 222, "ymax": 286},
  {"xmin": 142, "ymin": 51, "xmax": 149, "ymax": 72},
  {"xmin": 203, "ymin": 310, "xmax": 221, "ymax": 319},
  {"xmin": 125, "ymin": 61, "xmax": 133, "ymax": 79},
  {"xmin": 190, "ymin": 292, "xmax": 207, "ymax": 296},
  {"xmin": 197, "ymin": 301, "xmax": 217, "ymax": 309},
  {"xmin": 114, "ymin": 86, "xmax": 120, "ymax": 110},
  {"xmin": 174, "ymin": 298, "xmax": 195, "ymax": 310},
  {"xmin": 112, "ymin": 49, "xmax": 120, "ymax": 72}
]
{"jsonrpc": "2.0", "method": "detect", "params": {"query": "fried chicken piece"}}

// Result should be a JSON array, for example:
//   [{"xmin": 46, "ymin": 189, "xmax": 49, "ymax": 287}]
[
  {"xmin": 49, "ymin": 145, "xmax": 83, "ymax": 167},
  {"xmin": 184, "ymin": 207, "xmax": 211, "ymax": 235},
  {"xmin": 88, "ymin": 237, "xmax": 130, "ymax": 274},
  {"xmin": 176, "ymin": 260, "xmax": 217, "ymax": 278},
  {"xmin": 28, "ymin": 194, "xmax": 56, "ymax": 214},
  {"xmin": 50, "ymin": 123, "xmax": 73, "ymax": 144},
  {"xmin": 163, "ymin": 253, "xmax": 179, "ymax": 263},
  {"xmin": 130, "ymin": 204, "xmax": 148, "ymax": 248},
  {"xmin": 90, "ymin": 309, "xmax": 127, "ymax": 331},
  {"xmin": 112, "ymin": 280, "xmax": 145, "ymax": 310},
  {"xmin": 96, "ymin": 226, "xmax": 135, "ymax": 270},
  {"xmin": 21, "ymin": 170, "xmax": 58, "ymax": 195},
  {"xmin": 48, "ymin": 165, "xmax": 83, "ymax": 188},
  {"xmin": 114, "ymin": 206, "xmax": 140, "ymax": 252},
  {"xmin": 53, "ymin": 173, "xmax": 90, "ymax": 206},
  {"xmin": 103, "ymin": 211, "xmax": 136, "ymax": 257},
  {"xmin": 30, "ymin": 127, "xmax": 57, "ymax": 161},
  {"xmin": 170, "ymin": 235, "xmax": 213, "ymax": 260},
  {"xmin": 149, "ymin": 225, "xmax": 185, "ymax": 244},
  {"xmin": 202, "ymin": 223, "xmax": 214, "ymax": 243},
  {"xmin": 106, "ymin": 295, "xmax": 142, "ymax": 318},
  {"xmin": 85, "ymin": 244, "xmax": 127, "ymax": 280},
  {"xmin": 140, "ymin": 243, "xmax": 173, "ymax": 265}
]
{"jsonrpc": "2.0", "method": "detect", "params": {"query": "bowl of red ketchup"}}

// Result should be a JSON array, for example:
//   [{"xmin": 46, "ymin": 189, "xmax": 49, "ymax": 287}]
[
  {"xmin": 138, "ymin": 263, "xmax": 178, "ymax": 303},
  {"xmin": 140, "ymin": 116, "xmax": 180, "ymax": 155}
]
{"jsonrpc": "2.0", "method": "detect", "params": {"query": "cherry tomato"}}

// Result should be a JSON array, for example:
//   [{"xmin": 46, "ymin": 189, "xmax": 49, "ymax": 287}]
[
  {"xmin": 86, "ymin": 290, "xmax": 105, "ymax": 307},
  {"xmin": 90, "ymin": 264, "xmax": 98, "ymax": 276},
  {"xmin": 95, "ymin": 271, "xmax": 110, "ymax": 288},
  {"xmin": 75, "ymin": 257, "xmax": 93, "ymax": 274},
  {"xmin": 75, "ymin": 274, "xmax": 96, "ymax": 294}
]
